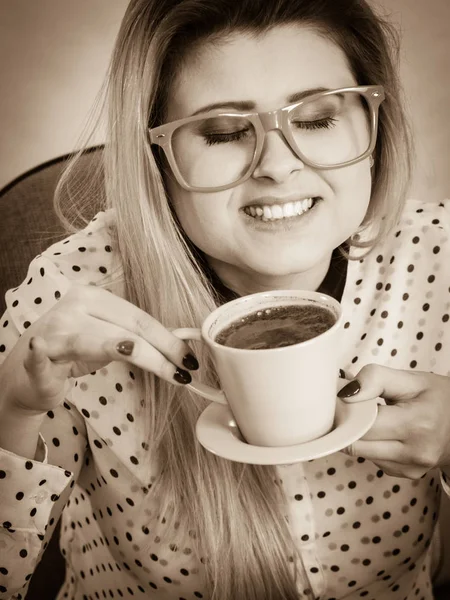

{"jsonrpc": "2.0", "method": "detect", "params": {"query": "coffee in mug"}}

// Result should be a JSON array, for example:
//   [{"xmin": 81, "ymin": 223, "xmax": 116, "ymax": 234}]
[{"xmin": 215, "ymin": 304, "xmax": 336, "ymax": 350}]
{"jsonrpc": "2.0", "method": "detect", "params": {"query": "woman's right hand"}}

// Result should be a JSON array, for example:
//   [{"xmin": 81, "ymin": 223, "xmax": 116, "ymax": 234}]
[{"xmin": 0, "ymin": 283, "xmax": 199, "ymax": 415}]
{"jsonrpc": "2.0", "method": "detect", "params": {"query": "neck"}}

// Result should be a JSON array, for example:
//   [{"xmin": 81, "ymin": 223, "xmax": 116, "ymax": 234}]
[{"xmin": 198, "ymin": 246, "xmax": 348, "ymax": 305}]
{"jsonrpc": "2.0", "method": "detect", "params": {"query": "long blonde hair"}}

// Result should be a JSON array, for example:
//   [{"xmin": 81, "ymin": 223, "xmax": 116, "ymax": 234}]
[{"xmin": 54, "ymin": 1, "xmax": 413, "ymax": 597}]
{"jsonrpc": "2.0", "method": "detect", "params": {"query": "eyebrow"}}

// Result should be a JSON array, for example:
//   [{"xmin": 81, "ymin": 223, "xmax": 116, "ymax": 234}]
[{"xmin": 190, "ymin": 87, "xmax": 329, "ymax": 116}]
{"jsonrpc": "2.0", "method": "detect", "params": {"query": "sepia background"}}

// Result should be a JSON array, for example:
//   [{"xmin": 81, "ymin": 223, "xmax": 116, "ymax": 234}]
[{"xmin": 0, "ymin": 0, "xmax": 448, "ymax": 198}]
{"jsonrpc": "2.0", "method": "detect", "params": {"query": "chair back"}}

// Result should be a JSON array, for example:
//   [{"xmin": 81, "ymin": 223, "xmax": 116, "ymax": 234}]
[{"xmin": 0, "ymin": 148, "xmax": 103, "ymax": 315}]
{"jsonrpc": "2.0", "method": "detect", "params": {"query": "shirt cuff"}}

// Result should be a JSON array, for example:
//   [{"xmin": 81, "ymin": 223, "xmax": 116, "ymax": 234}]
[
  {"xmin": 34, "ymin": 432, "xmax": 48, "ymax": 463},
  {"xmin": 440, "ymin": 468, "xmax": 450, "ymax": 496},
  {"xmin": 0, "ymin": 443, "xmax": 73, "ymax": 534}
]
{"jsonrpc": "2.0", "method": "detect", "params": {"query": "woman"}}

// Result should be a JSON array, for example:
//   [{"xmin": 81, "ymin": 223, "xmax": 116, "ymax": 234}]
[{"xmin": 0, "ymin": 0, "xmax": 449, "ymax": 599}]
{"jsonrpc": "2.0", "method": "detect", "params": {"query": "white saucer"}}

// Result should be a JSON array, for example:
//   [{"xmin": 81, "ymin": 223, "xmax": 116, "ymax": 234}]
[{"xmin": 195, "ymin": 397, "xmax": 379, "ymax": 465}]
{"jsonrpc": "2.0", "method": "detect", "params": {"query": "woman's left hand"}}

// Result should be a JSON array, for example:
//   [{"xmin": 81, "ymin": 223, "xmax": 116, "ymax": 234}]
[{"xmin": 338, "ymin": 364, "xmax": 450, "ymax": 479}]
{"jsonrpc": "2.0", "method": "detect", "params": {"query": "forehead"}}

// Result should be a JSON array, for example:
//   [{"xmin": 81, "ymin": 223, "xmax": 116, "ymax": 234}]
[{"xmin": 168, "ymin": 24, "xmax": 356, "ymax": 120}]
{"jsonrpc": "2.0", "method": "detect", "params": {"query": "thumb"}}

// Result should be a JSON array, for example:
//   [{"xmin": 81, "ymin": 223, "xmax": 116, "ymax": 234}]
[
  {"xmin": 337, "ymin": 363, "xmax": 427, "ymax": 404},
  {"xmin": 23, "ymin": 336, "xmax": 52, "ymax": 376}
]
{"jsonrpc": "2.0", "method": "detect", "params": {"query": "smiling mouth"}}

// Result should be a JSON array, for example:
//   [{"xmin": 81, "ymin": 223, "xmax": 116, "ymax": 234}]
[{"xmin": 243, "ymin": 197, "xmax": 321, "ymax": 221}]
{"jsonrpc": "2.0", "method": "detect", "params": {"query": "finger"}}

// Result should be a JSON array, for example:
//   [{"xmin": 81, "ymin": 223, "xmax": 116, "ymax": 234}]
[
  {"xmin": 74, "ymin": 285, "xmax": 199, "ymax": 371},
  {"xmin": 45, "ymin": 317, "xmax": 193, "ymax": 386},
  {"xmin": 345, "ymin": 439, "xmax": 408, "ymax": 463},
  {"xmin": 23, "ymin": 336, "xmax": 72, "ymax": 399},
  {"xmin": 376, "ymin": 463, "xmax": 428, "ymax": 479},
  {"xmin": 355, "ymin": 403, "xmax": 410, "ymax": 441},
  {"xmin": 349, "ymin": 435, "xmax": 440, "ymax": 474},
  {"xmin": 337, "ymin": 363, "xmax": 428, "ymax": 404},
  {"xmin": 23, "ymin": 336, "xmax": 60, "ymax": 379},
  {"xmin": 352, "ymin": 456, "xmax": 427, "ymax": 480}
]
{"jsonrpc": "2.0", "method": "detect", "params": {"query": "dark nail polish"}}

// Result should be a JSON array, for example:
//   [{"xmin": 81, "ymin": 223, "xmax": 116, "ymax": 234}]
[
  {"xmin": 339, "ymin": 368, "xmax": 346, "ymax": 379},
  {"xmin": 29, "ymin": 337, "xmax": 35, "ymax": 351},
  {"xmin": 173, "ymin": 368, "xmax": 192, "ymax": 385},
  {"xmin": 338, "ymin": 379, "xmax": 361, "ymax": 398},
  {"xmin": 116, "ymin": 340, "xmax": 134, "ymax": 356},
  {"xmin": 182, "ymin": 353, "xmax": 199, "ymax": 371}
]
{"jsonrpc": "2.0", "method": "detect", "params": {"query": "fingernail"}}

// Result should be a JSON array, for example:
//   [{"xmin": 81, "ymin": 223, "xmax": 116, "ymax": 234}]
[
  {"xmin": 116, "ymin": 340, "xmax": 134, "ymax": 356},
  {"xmin": 338, "ymin": 379, "xmax": 361, "ymax": 398},
  {"xmin": 173, "ymin": 368, "xmax": 192, "ymax": 384},
  {"xmin": 339, "ymin": 368, "xmax": 346, "ymax": 379},
  {"xmin": 29, "ymin": 337, "xmax": 35, "ymax": 351},
  {"xmin": 182, "ymin": 353, "xmax": 199, "ymax": 371}
]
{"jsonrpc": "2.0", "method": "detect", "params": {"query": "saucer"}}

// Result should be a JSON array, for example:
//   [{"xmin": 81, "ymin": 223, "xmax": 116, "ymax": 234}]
[{"xmin": 195, "ymin": 397, "xmax": 379, "ymax": 465}]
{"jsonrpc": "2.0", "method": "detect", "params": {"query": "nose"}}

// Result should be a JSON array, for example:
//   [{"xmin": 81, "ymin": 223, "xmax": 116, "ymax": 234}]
[{"xmin": 252, "ymin": 129, "xmax": 305, "ymax": 183}]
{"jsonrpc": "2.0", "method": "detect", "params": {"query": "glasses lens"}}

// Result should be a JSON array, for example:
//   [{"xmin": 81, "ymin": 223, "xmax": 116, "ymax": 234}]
[
  {"xmin": 171, "ymin": 115, "xmax": 256, "ymax": 189},
  {"xmin": 288, "ymin": 90, "xmax": 372, "ymax": 166}
]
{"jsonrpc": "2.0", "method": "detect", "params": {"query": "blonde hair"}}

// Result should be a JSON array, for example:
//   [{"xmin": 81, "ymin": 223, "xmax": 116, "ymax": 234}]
[{"xmin": 54, "ymin": 1, "xmax": 413, "ymax": 597}]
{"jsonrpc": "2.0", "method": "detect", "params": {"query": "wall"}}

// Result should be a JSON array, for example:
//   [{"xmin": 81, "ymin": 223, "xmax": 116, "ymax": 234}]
[
  {"xmin": 372, "ymin": 0, "xmax": 449, "ymax": 201},
  {"xmin": 0, "ymin": 0, "xmax": 448, "ymax": 200},
  {"xmin": 0, "ymin": 0, "xmax": 128, "ymax": 188}
]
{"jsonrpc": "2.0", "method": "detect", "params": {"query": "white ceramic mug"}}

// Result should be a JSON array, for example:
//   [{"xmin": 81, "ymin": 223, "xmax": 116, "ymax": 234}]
[{"xmin": 173, "ymin": 290, "xmax": 343, "ymax": 447}]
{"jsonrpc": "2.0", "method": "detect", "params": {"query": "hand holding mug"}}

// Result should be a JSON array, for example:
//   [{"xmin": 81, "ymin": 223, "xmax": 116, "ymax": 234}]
[{"xmin": 338, "ymin": 364, "xmax": 450, "ymax": 479}]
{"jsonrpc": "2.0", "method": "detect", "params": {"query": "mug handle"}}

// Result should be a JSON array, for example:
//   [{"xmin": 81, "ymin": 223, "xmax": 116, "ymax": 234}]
[{"xmin": 172, "ymin": 328, "xmax": 228, "ymax": 405}]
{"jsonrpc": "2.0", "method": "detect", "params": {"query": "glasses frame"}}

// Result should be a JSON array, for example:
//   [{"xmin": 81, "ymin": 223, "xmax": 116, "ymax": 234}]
[{"xmin": 149, "ymin": 85, "xmax": 385, "ymax": 193}]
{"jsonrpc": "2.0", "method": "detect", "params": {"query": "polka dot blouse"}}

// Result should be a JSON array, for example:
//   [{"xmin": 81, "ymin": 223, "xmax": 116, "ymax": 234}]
[{"xmin": 1, "ymin": 198, "xmax": 450, "ymax": 600}]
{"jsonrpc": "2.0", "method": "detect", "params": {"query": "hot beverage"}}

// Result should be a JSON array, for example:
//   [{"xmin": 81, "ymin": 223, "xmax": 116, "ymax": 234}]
[{"xmin": 215, "ymin": 303, "xmax": 336, "ymax": 350}]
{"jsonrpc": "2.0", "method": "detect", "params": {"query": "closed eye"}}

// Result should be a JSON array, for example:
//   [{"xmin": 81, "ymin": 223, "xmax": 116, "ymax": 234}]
[
  {"xmin": 293, "ymin": 117, "xmax": 337, "ymax": 131},
  {"xmin": 204, "ymin": 129, "xmax": 252, "ymax": 146}
]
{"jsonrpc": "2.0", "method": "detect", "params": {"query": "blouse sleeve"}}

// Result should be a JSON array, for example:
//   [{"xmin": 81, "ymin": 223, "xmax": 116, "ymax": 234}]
[
  {"xmin": 431, "ymin": 201, "xmax": 450, "ymax": 497},
  {"xmin": 404, "ymin": 200, "xmax": 450, "ymax": 497},
  {"xmin": 0, "ymin": 210, "xmax": 114, "ymax": 599}
]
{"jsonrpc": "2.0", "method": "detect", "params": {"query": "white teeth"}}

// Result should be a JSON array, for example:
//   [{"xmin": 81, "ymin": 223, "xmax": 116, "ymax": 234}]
[
  {"xmin": 283, "ymin": 203, "xmax": 295, "ymax": 217},
  {"xmin": 244, "ymin": 198, "xmax": 316, "ymax": 221},
  {"xmin": 271, "ymin": 205, "xmax": 283, "ymax": 219}
]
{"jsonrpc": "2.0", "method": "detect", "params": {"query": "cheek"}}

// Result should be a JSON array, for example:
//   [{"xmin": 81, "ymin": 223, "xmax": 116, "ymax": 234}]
[
  {"xmin": 168, "ymin": 188, "xmax": 202, "ymax": 238},
  {"xmin": 166, "ymin": 180, "xmax": 231, "ymax": 250},
  {"xmin": 325, "ymin": 163, "xmax": 372, "ymax": 245},
  {"xmin": 336, "ymin": 163, "xmax": 372, "ymax": 216}
]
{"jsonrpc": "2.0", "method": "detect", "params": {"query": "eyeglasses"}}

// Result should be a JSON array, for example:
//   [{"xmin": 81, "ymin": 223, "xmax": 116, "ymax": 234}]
[{"xmin": 149, "ymin": 85, "xmax": 385, "ymax": 192}]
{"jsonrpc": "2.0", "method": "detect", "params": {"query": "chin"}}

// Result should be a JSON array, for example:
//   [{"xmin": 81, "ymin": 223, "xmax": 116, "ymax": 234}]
[
  {"xmin": 245, "ymin": 242, "xmax": 335, "ymax": 282},
  {"xmin": 247, "ymin": 257, "xmax": 320, "ymax": 280}
]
